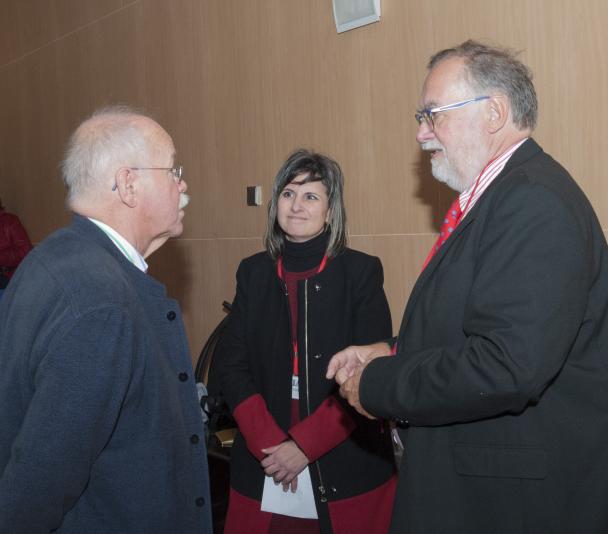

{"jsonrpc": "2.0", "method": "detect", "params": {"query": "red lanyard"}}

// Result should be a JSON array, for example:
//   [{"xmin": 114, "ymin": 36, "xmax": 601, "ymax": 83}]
[
  {"xmin": 277, "ymin": 254, "xmax": 328, "ymax": 375},
  {"xmin": 276, "ymin": 254, "xmax": 327, "ymax": 280}
]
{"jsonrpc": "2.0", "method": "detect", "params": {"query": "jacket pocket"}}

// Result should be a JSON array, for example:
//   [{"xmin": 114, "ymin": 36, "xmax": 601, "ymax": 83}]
[{"xmin": 453, "ymin": 444, "xmax": 547, "ymax": 479}]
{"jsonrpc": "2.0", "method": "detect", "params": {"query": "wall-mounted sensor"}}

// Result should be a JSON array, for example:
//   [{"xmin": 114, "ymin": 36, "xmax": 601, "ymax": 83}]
[
  {"xmin": 247, "ymin": 186, "xmax": 262, "ymax": 206},
  {"xmin": 333, "ymin": 0, "xmax": 381, "ymax": 33}
]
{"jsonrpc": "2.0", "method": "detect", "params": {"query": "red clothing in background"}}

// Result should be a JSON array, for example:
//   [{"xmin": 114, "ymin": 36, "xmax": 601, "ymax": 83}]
[{"xmin": 0, "ymin": 209, "xmax": 33, "ymax": 279}]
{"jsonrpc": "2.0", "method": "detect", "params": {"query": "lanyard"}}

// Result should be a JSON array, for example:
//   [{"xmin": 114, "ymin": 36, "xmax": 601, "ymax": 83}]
[
  {"xmin": 277, "ymin": 254, "xmax": 328, "ymax": 376},
  {"xmin": 276, "ymin": 254, "xmax": 327, "ymax": 280}
]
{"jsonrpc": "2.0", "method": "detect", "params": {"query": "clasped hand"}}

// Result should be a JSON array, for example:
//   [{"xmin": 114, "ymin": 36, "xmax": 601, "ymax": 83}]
[
  {"xmin": 261, "ymin": 440, "xmax": 309, "ymax": 493},
  {"xmin": 326, "ymin": 341, "xmax": 391, "ymax": 419}
]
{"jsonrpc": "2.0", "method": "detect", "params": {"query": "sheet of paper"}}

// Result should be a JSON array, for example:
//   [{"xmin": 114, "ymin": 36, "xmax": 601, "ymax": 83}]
[{"xmin": 261, "ymin": 466, "xmax": 318, "ymax": 519}]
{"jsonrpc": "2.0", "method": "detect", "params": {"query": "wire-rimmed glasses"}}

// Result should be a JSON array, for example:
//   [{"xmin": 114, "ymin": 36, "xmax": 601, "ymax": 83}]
[{"xmin": 415, "ymin": 96, "xmax": 490, "ymax": 130}]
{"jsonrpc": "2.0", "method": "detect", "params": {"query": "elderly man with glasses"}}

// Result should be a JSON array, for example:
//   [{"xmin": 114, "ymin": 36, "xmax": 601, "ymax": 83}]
[
  {"xmin": 328, "ymin": 40, "xmax": 608, "ymax": 533},
  {"xmin": 0, "ymin": 106, "xmax": 212, "ymax": 534}
]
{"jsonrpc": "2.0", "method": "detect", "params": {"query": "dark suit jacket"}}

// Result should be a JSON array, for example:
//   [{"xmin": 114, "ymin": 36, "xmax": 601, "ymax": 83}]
[{"xmin": 361, "ymin": 139, "xmax": 608, "ymax": 533}]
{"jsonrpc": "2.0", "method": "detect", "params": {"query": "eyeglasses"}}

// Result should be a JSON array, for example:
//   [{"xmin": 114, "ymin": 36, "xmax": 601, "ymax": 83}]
[
  {"xmin": 415, "ymin": 96, "xmax": 490, "ymax": 130},
  {"xmin": 131, "ymin": 166, "xmax": 183, "ymax": 183},
  {"xmin": 112, "ymin": 165, "xmax": 184, "ymax": 191}
]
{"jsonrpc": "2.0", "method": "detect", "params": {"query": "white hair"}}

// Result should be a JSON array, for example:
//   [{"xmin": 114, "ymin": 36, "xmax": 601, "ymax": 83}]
[{"xmin": 61, "ymin": 105, "xmax": 154, "ymax": 203}]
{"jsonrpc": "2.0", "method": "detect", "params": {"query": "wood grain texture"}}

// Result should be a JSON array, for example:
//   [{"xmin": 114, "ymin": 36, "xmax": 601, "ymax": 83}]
[{"xmin": 1, "ymin": 0, "xmax": 606, "ymax": 361}]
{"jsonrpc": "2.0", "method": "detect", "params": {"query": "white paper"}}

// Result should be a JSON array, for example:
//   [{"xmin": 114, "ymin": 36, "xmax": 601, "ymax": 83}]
[{"xmin": 261, "ymin": 466, "xmax": 318, "ymax": 519}]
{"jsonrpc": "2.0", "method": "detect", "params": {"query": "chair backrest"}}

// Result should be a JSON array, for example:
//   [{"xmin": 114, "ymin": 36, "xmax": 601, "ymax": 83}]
[{"xmin": 195, "ymin": 301, "xmax": 235, "ymax": 447}]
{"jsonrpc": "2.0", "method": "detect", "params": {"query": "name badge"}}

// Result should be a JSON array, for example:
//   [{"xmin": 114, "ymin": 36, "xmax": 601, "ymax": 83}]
[{"xmin": 291, "ymin": 375, "xmax": 299, "ymax": 400}]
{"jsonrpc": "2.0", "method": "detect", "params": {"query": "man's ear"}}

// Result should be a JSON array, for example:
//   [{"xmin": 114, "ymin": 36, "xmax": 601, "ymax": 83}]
[
  {"xmin": 113, "ymin": 167, "xmax": 138, "ymax": 208},
  {"xmin": 487, "ymin": 95, "xmax": 508, "ymax": 134}
]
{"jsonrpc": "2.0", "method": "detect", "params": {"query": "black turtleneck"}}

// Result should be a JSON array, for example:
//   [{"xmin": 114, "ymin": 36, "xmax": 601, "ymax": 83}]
[{"xmin": 281, "ymin": 230, "xmax": 329, "ymax": 273}]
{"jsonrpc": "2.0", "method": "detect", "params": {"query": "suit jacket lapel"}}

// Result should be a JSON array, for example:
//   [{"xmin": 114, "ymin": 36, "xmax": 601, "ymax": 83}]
[
  {"xmin": 399, "ymin": 211, "xmax": 477, "ymax": 332},
  {"xmin": 399, "ymin": 138, "xmax": 544, "ymax": 333}
]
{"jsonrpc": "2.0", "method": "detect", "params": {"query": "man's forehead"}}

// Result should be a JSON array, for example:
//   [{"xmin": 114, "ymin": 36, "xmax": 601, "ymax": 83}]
[
  {"xmin": 160, "ymin": 143, "xmax": 176, "ymax": 163},
  {"xmin": 145, "ymin": 120, "xmax": 170, "ymax": 141},
  {"xmin": 420, "ymin": 57, "xmax": 468, "ymax": 107},
  {"xmin": 144, "ymin": 121, "xmax": 175, "ymax": 158}
]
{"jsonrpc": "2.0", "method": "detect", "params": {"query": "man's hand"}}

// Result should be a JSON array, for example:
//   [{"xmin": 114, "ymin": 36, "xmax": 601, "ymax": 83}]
[
  {"xmin": 261, "ymin": 440, "xmax": 309, "ymax": 493},
  {"xmin": 339, "ymin": 362, "xmax": 377, "ymax": 419},
  {"xmin": 326, "ymin": 342, "xmax": 391, "ymax": 385}
]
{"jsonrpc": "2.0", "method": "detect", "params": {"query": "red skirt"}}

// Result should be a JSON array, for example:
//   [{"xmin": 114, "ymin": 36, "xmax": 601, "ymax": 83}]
[{"xmin": 223, "ymin": 476, "xmax": 396, "ymax": 534}]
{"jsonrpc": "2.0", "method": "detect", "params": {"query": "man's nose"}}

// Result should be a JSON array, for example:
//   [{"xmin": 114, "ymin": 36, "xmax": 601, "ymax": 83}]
[
  {"xmin": 179, "ymin": 179, "xmax": 187, "ymax": 193},
  {"xmin": 416, "ymin": 120, "xmax": 435, "ymax": 144}
]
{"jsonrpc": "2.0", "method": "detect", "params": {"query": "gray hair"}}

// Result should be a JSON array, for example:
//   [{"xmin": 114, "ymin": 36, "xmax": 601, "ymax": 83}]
[
  {"xmin": 61, "ymin": 105, "xmax": 154, "ymax": 203},
  {"xmin": 429, "ymin": 40, "xmax": 538, "ymax": 130},
  {"xmin": 264, "ymin": 149, "xmax": 347, "ymax": 259}
]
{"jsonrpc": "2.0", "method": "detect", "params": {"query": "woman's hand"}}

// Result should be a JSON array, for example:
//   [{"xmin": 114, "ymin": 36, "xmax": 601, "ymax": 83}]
[{"xmin": 261, "ymin": 440, "xmax": 309, "ymax": 492}]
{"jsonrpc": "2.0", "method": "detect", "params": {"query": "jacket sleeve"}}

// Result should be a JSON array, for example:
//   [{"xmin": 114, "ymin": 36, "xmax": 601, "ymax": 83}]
[
  {"xmin": 232, "ymin": 394, "xmax": 289, "ymax": 461},
  {"xmin": 350, "ymin": 256, "xmax": 393, "ymax": 345},
  {"xmin": 290, "ymin": 256, "xmax": 393, "ymax": 460},
  {"xmin": 0, "ymin": 308, "xmax": 134, "ymax": 534},
  {"xmin": 289, "ymin": 394, "xmax": 356, "ymax": 462},
  {"xmin": 0, "ymin": 214, "xmax": 33, "ymax": 268},
  {"xmin": 361, "ymin": 175, "xmax": 594, "ymax": 425},
  {"xmin": 215, "ymin": 261, "xmax": 288, "ymax": 460}
]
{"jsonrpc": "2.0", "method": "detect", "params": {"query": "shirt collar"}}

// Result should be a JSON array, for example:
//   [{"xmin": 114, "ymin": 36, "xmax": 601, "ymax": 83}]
[
  {"xmin": 459, "ymin": 138, "xmax": 528, "ymax": 218},
  {"xmin": 87, "ymin": 217, "xmax": 148, "ymax": 272}
]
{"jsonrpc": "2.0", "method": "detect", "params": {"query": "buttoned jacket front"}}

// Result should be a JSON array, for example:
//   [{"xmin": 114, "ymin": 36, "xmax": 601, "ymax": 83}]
[{"xmin": 0, "ymin": 215, "xmax": 212, "ymax": 534}]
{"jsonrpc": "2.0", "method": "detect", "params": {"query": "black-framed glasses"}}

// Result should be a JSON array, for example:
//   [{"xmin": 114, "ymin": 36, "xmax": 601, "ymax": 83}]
[
  {"xmin": 415, "ymin": 96, "xmax": 490, "ymax": 131},
  {"xmin": 112, "ymin": 165, "xmax": 183, "ymax": 191}
]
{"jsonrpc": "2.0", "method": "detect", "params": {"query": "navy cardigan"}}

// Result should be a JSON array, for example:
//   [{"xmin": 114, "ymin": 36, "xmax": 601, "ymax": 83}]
[{"xmin": 0, "ymin": 216, "xmax": 212, "ymax": 534}]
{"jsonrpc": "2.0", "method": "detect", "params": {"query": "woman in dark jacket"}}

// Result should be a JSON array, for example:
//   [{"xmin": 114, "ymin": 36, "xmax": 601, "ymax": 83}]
[{"xmin": 217, "ymin": 149, "xmax": 396, "ymax": 534}]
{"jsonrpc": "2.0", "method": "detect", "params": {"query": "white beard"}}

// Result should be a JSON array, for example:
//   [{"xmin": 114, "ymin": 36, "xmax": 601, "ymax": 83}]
[
  {"xmin": 423, "ymin": 142, "xmax": 479, "ymax": 193},
  {"xmin": 430, "ymin": 156, "xmax": 466, "ymax": 192},
  {"xmin": 179, "ymin": 193, "xmax": 190, "ymax": 210}
]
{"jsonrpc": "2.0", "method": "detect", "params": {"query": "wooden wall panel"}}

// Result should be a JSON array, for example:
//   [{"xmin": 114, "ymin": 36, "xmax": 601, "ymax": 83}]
[
  {"xmin": 1, "ymin": 0, "xmax": 607, "ymax": 361},
  {"xmin": 0, "ymin": 0, "xmax": 126, "ymax": 66},
  {"xmin": 0, "ymin": 2, "xmax": 146, "ymax": 241},
  {"xmin": 148, "ymin": 237, "xmax": 263, "ymax": 358}
]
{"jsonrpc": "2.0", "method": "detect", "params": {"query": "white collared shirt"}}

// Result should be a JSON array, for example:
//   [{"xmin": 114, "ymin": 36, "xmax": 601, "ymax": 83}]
[
  {"xmin": 459, "ymin": 138, "xmax": 528, "ymax": 220},
  {"xmin": 87, "ymin": 217, "xmax": 148, "ymax": 272}
]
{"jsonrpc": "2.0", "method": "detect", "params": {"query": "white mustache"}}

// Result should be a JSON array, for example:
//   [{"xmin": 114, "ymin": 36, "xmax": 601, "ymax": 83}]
[
  {"xmin": 179, "ymin": 193, "xmax": 190, "ymax": 210},
  {"xmin": 421, "ymin": 142, "xmax": 443, "ymax": 152}
]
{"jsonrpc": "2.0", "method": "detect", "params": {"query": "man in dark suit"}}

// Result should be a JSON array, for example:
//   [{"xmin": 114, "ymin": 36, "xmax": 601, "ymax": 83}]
[{"xmin": 327, "ymin": 40, "xmax": 608, "ymax": 533}]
